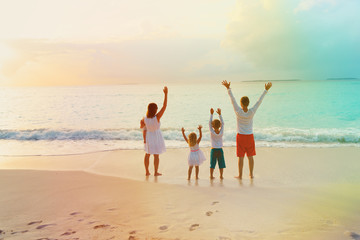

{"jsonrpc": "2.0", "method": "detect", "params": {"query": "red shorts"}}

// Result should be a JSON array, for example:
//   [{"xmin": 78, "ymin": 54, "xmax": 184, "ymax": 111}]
[{"xmin": 236, "ymin": 133, "xmax": 256, "ymax": 157}]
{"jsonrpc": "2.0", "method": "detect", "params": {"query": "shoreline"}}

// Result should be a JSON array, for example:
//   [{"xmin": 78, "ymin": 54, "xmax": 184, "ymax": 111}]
[
  {"xmin": 1, "ymin": 143, "xmax": 360, "ymax": 158},
  {"xmin": 1, "ymin": 147, "xmax": 360, "ymax": 239},
  {"xmin": 1, "ymin": 147, "xmax": 360, "ymax": 188}
]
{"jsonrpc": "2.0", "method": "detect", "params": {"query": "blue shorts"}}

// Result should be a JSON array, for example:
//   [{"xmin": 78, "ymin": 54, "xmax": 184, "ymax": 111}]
[{"xmin": 210, "ymin": 148, "xmax": 226, "ymax": 169}]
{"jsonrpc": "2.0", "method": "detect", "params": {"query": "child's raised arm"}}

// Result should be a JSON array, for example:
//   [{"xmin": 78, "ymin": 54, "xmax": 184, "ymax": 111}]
[
  {"xmin": 181, "ymin": 127, "xmax": 188, "ymax": 143},
  {"xmin": 209, "ymin": 108, "xmax": 214, "ymax": 131},
  {"xmin": 156, "ymin": 86, "xmax": 168, "ymax": 121},
  {"xmin": 197, "ymin": 125, "xmax": 203, "ymax": 144},
  {"xmin": 216, "ymin": 108, "xmax": 225, "ymax": 135}
]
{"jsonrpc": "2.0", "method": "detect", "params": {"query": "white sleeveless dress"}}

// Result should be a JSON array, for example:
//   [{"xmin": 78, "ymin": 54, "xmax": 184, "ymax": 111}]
[
  {"xmin": 144, "ymin": 116, "xmax": 166, "ymax": 154},
  {"xmin": 188, "ymin": 144, "xmax": 206, "ymax": 166}
]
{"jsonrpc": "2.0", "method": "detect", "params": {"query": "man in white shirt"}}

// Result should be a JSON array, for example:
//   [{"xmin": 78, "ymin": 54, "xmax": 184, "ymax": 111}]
[{"xmin": 222, "ymin": 80, "xmax": 272, "ymax": 179}]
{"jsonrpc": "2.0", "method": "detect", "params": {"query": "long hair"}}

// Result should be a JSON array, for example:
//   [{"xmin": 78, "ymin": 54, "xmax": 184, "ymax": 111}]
[
  {"xmin": 147, "ymin": 103, "xmax": 158, "ymax": 118},
  {"xmin": 188, "ymin": 132, "xmax": 197, "ymax": 147}
]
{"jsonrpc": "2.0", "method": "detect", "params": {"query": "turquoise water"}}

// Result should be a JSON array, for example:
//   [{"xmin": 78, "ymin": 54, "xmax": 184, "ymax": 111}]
[{"xmin": 0, "ymin": 80, "xmax": 359, "ymax": 155}]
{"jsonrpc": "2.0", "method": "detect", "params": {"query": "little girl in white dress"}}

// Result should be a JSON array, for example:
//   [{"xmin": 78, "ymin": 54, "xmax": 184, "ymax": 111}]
[
  {"xmin": 181, "ymin": 125, "xmax": 206, "ymax": 180},
  {"xmin": 140, "ymin": 86, "xmax": 168, "ymax": 176}
]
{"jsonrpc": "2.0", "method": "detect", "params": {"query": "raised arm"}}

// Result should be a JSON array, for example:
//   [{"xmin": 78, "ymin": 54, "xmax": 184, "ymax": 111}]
[
  {"xmin": 181, "ymin": 127, "xmax": 188, "ymax": 143},
  {"xmin": 217, "ymin": 108, "xmax": 225, "ymax": 135},
  {"xmin": 196, "ymin": 125, "xmax": 203, "ymax": 144},
  {"xmin": 222, "ymin": 80, "xmax": 241, "ymax": 114},
  {"xmin": 156, "ymin": 86, "xmax": 168, "ymax": 121},
  {"xmin": 209, "ymin": 108, "xmax": 215, "ymax": 134},
  {"xmin": 251, "ymin": 82, "xmax": 272, "ymax": 113}
]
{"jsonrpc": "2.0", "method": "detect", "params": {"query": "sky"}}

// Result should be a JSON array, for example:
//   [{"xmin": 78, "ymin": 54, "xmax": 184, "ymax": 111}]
[{"xmin": 0, "ymin": 0, "xmax": 359, "ymax": 86}]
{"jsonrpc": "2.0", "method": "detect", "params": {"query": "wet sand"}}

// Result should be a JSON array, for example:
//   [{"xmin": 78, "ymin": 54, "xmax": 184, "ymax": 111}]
[{"xmin": 0, "ymin": 147, "xmax": 360, "ymax": 240}]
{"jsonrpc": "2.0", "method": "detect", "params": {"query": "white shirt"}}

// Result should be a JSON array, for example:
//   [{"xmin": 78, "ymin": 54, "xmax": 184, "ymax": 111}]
[
  {"xmin": 227, "ymin": 88, "xmax": 267, "ymax": 135},
  {"xmin": 209, "ymin": 114, "xmax": 224, "ymax": 148}
]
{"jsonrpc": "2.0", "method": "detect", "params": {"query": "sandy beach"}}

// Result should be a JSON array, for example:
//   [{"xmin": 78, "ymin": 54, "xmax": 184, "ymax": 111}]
[{"xmin": 0, "ymin": 147, "xmax": 360, "ymax": 240}]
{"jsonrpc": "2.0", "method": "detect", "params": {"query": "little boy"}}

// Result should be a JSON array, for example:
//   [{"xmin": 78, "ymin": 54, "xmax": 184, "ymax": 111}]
[
  {"xmin": 209, "ymin": 108, "xmax": 226, "ymax": 179},
  {"xmin": 222, "ymin": 80, "xmax": 272, "ymax": 179}
]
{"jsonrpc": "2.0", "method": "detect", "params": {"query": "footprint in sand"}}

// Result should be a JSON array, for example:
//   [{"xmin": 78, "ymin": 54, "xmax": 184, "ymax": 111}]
[
  {"xmin": 93, "ymin": 224, "xmax": 110, "ymax": 229},
  {"xmin": 11, "ymin": 230, "xmax": 29, "ymax": 235},
  {"xmin": 206, "ymin": 211, "xmax": 213, "ymax": 216},
  {"xmin": 344, "ymin": 231, "xmax": 360, "ymax": 240},
  {"xmin": 36, "ymin": 224, "xmax": 56, "ymax": 230},
  {"xmin": 61, "ymin": 230, "xmax": 76, "ymax": 236},
  {"xmin": 28, "ymin": 220, "xmax": 43, "ymax": 225},
  {"xmin": 159, "ymin": 225, "xmax": 168, "ymax": 231},
  {"xmin": 129, "ymin": 230, "xmax": 137, "ymax": 234},
  {"xmin": 70, "ymin": 212, "xmax": 81, "ymax": 216},
  {"xmin": 128, "ymin": 236, "xmax": 138, "ymax": 240},
  {"xmin": 189, "ymin": 224, "xmax": 200, "ymax": 231},
  {"xmin": 107, "ymin": 208, "xmax": 117, "ymax": 211},
  {"xmin": 212, "ymin": 201, "xmax": 219, "ymax": 205}
]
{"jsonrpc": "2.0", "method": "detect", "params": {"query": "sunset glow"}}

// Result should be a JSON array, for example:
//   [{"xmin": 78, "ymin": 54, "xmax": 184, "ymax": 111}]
[{"xmin": 0, "ymin": 0, "xmax": 359, "ymax": 86}]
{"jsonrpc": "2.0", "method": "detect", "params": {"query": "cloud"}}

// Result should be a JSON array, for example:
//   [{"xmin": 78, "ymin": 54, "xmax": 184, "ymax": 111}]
[
  {"xmin": 223, "ymin": 0, "xmax": 360, "ymax": 79},
  {"xmin": 295, "ymin": 0, "xmax": 336, "ymax": 12},
  {"xmin": 2, "ymin": 38, "xmax": 244, "ymax": 86}
]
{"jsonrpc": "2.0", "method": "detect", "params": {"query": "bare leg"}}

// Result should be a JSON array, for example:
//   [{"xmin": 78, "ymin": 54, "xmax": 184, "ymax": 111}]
[
  {"xmin": 219, "ymin": 168, "xmax": 224, "ymax": 179},
  {"xmin": 210, "ymin": 168, "xmax": 215, "ymax": 179},
  {"xmin": 144, "ymin": 153, "xmax": 150, "ymax": 176},
  {"xmin": 195, "ymin": 166, "xmax": 199, "ymax": 179},
  {"xmin": 154, "ymin": 154, "xmax": 162, "ymax": 176},
  {"xmin": 248, "ymin": 156, "xmax": 254, "ymax": 178},
  {"xmin": 235, "ymin": 157, "xmax": 244, "ymax": 179},
  {"xmin": 188, "ymin": 166, "xmax": 193, "ymax": 180}
]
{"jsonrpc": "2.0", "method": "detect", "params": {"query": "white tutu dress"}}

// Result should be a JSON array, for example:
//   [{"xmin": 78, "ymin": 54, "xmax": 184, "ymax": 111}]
[
  {"xmin": 144, "ymin": 116, "xmax": 166, "ymax": 154},
  {"xmin": 188, "ymin": 144, "xmax": 206, "ymax": 166}
]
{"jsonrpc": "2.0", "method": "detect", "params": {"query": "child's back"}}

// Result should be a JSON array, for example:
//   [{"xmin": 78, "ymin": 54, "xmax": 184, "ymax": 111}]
[{"xmin": 209, "ymin": 108, "xmax": 226, "ymax": 179}]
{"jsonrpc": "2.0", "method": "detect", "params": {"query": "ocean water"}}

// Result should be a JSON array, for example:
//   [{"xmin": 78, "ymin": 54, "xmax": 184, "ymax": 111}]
[{"xmin": 0, "ymin": 80, "xmax": 359, "ymax": 156}]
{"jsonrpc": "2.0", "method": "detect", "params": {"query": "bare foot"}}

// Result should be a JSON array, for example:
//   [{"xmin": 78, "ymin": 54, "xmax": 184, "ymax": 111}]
[
  {"xmin": 145, "ymin": 172, "xmax": 151, "ymax": 176},
  {"xmin": 220, "ymin": 176, "xmax": 224, "ymax": 179},
  {"xmin": 196, "ymin": 177, "xmax": 199, "ymax": 180},
  {"xmin": 234, "ymin": 176, "xmax": 242, "ymax": 179},
  {"xmin": 154, "ymin": 172, "xmax": 162, "ymax": 176},
  {"xmin": 210, "ymin": 176, "xmax": 215, "ymax": 180},
  {"xmin": 249, "ymin": 175, "xmax": 254, "ymax": 179}
]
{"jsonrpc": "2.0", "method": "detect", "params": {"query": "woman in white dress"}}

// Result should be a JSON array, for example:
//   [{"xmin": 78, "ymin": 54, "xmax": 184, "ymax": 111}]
[
  {"xmin": 140, "ymin": 86, "xmax": 168, "ymax": 176},
  {"xmin": 181, "ymin": 125, "xmax": 206, "ymax": 180}
]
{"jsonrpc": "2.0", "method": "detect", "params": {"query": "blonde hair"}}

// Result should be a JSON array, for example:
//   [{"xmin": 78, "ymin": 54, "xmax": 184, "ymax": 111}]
[{"xmin": 188, "ymin": 132, "xmax": 197, "ymax": 147}]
